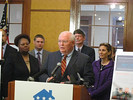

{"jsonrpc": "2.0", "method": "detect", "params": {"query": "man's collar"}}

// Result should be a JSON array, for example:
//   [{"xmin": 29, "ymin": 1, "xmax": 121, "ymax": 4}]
[
  {"xmin": 75, "ymin": 45, "xmax": 83, "ymax": 51},
  {"xmin": 34, "ymin": 49, "xmax": 43, "ymax": 54},
  {"xmin": 3, "ymin": 43, "xmax": 7, "ymax": 49},
  {"xmin": 61, "ymin": 49, "xmax": 74, "ymax": 57}
]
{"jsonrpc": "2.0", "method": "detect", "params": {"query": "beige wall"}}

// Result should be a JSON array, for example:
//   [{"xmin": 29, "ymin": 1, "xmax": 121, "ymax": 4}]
[{"xmin": 30, "ymin": 0, "xmax": 71, "ymax": 52}]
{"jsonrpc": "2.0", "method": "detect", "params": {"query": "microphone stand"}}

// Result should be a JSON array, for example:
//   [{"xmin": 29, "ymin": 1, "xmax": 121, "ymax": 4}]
[{"xmin": 48, "ymin": 74, "xmax": 58, "ymax": 83}]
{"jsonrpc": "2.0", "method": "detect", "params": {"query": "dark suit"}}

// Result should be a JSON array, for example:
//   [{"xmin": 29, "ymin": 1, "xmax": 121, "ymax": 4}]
[
  {"xmin": 29, "ymin": 49, "xmax": 50, "ymax": 70},
  {"xmin": 2, "ymin": 52, "xmax": 40, "ymax": 97},
  {"xmin": 1, "ymin": 44, "xmax": 17, "ymax": 71},
  {"xmin": 80, "ymin": 45, "xmax": 95, "ymax": 63},
  {"xmin": 29, "ymin": 49, "xmax": 50, "ymax": 82},
  {"xmin": 43, "ymin": 50, "xmax": 94, "ymax": 85},
  {"xmin": 0, "ymin": 44, "xmax": 17, "ymax": 99}
]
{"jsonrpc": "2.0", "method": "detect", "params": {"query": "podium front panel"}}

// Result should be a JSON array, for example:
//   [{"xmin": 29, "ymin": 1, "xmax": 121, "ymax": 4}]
[{"xmin": 14, "ymin": 81, "xmax": 73, "ymax": 100}]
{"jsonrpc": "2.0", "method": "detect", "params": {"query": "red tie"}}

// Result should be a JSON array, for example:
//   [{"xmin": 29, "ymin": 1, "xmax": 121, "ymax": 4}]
[{"xmin": 61, "ymin": 55, "xmax": 67, "ymax": 76}]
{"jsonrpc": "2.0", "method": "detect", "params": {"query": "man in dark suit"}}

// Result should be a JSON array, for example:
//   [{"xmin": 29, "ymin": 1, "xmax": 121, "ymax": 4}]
[
  {"xmin": 0, "ymin": 29, "xmax": 17, "ymax": 100},
  {"xmin": 29, "ymin": 34, "xmax": 50, "ymax": 81},
  {"xmin": 29, "ymin": 34, "xmax": 50, "ymax": 69},
  {"xmin": 0, "ymin": 29, "xmax": 17, "ymax": 70},
  {"xmin": 73, "ymin": 29, "xmax": 95, "ymax": 63},
  {"xmin": 43, "ymin": 31, "xmax": 94, "ymax": 86}
]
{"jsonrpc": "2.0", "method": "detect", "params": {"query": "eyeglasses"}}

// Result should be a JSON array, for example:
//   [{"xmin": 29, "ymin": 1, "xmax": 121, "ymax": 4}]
[{"xmin": 58, "ymin": 40, "xmax": 69, "ymax": 44}]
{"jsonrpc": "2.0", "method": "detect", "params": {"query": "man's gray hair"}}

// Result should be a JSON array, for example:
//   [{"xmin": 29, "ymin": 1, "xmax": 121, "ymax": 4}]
[{"xmin": 59, "ymin": 31, "xmax": 75, "ymax": 41}]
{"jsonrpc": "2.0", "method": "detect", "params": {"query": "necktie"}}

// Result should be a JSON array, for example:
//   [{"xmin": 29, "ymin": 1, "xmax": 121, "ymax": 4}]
[
  {"xmin": 61, "ymin": 55, "xmax": 67, "ymax": 76},
  {"xmin": 37, "ymin": 52, "xmax": 41, "ymax": 67},
  {"xmin": 78, "ymin": 48, "xmax": 80, "ymax": 52}
]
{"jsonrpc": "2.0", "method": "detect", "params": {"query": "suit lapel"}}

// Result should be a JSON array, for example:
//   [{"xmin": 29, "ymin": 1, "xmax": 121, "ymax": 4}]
[
  {"xmin": 32, "ymin": 50, "xmax": 35, "ymax": 56},
  {"xmin": 42, "ymin": 50, "xmax": 47, "ymax": 65},
  {"xmin": 61, "ymin": 50, "xmax": 78, "ymax": 81},
  {"xmin": 18, "ymin": 52, "xmax": 30, "ymax": 74},
  {"xmin": 81, "ymin": 45, "xmax": 85, "ymax": 53},
  {"xmin": 4, "ymin": 44, "xmax": 9, "ymax": 59}
]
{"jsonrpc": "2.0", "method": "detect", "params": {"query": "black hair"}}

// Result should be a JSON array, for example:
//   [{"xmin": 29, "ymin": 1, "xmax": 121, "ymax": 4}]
[
  {"xmin": 34, "ymin": 34, "xmax": 45, "ymax": 41},
  {"xmin": 14, "ymin": 34, "xmax": 30, "ymax": 46}
]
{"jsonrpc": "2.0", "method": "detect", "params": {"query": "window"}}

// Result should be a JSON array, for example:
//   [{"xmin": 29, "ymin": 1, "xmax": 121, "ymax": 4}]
[
  {"xmin": 0, "ymin": 4, "xmax": 23, "ymax": 43},
  {"xmin": 70, "ymin": 1, "xmax": 126, "ymax": 60}
]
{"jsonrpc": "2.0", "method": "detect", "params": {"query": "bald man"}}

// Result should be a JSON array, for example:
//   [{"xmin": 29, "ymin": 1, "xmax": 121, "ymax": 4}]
[
  {"xmin": 0, "ymin": 29, "xmax": 17, "ymax": 68},
  {"xmin": 0, "ymin": 29, "xmax": 17, "ymax": 99},
  {"xmin": 41, "ymin": 31, "xmax": 94, "ymax": 86}
]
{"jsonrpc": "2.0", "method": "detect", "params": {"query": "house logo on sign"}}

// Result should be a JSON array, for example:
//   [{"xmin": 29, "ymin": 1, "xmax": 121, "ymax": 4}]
[{"xmin": 33, "ymin": 89, "xmax": 55, "ymax": 100}]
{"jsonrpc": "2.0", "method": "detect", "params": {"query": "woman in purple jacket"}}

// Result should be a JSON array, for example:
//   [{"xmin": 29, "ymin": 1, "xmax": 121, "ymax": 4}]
[{"xmin": 88, "ymin": 43, "xmax": 114, "ymax": 100}]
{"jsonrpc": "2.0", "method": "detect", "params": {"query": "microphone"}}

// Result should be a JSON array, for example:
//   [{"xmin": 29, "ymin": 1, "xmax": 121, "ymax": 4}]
[
  {"xmin": 77, "ymin": 72, "xmax": 84, "ymax": 85},
  {"xmin": 48, "ymin": 62, "xmax": 61, "ymax": 83},
  {"xmin": 27, "ymin": 69, "xmax": 47, "ymax": 81},
  {"xmin": 51, "ymin": 62, "xmax": 61, "ymax": 77}
]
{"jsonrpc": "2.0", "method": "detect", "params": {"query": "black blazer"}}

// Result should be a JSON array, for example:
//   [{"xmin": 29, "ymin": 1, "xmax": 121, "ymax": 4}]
[
  {"xmin": 2, "ymin": 52, "xmax": 40, "ymax": 97},
  {"xmin": 4, "ymin": 44, "xmax": 17, "ymax": 60},
  {"xmin": 81, "ymin": 45, "xmax": 95, "ymax": 63},
  {"xmin": 42, "ymin": 50, "xmax": 94, "ymax": 85},
  {"xmin": 1, "ymin": 44, "xmax": 17, "ymax": 70}
]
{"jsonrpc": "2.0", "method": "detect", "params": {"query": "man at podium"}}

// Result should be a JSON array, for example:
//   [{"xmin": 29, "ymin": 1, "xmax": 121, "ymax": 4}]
[{"xmin": 41, "ymin": 31, "xmax": 94, "ymax": 87}]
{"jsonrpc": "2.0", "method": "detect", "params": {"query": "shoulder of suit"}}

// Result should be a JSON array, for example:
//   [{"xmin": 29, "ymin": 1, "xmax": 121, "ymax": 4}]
[
  {"xmin": 6, "ymin": 45, "xmax": 17, "ymax": 52},
  {"xmin": 83, "ymin": 45, "xmax": 94, "ymax": 49},
  {"xmin": 48, "ymin": 50, "xmax": 60, "ymax": 56},
  {"xmin": 29, "ymin": 54, "xmax": 37, "ymax": 60},
  {"xmin": 29, "ymin": 50, "xmax": 35, "ymax": 54},
  {"xmin": 43, "ymin": 49, "xmax": 51, "ymax": 54},
  {"xmin": 79, "ymin": 52, "xmax": 89, "ymax": 57}
]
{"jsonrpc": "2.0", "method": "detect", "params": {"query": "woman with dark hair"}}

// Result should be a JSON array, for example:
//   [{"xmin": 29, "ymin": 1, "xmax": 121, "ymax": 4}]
[
  {"xmin": 88, "ymin": 43, "xmax": 114, "ymax": 100},
  {"xmin": 2, "ymin": 34, "xmax": 40, "ymax": 99}
]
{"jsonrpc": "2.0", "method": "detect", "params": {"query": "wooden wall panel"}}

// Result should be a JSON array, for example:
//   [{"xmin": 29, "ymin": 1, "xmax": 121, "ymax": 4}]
[
  {"xmin": 31, "ymin": 0, "xmax": 70, "ymax": 10},
  {"xmin": 22, "ymin": 0, "xmax": 31, "ymax": 36},
  {"xmin": 124, "ymin": 0, "xmax": 133, "ymax": 51},
  {"xmin": 30, "ymin": 0, "xmax": 71, "ymax": 52},
  {"xmin": 30, "ymin": 12, "xmax": 70, "ymax": 51}
]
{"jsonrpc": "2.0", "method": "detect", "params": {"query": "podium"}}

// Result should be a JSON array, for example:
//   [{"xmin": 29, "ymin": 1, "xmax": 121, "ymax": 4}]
[{"xmin": 7, "ymin": 81, "xmax": 91, "ymax": 100}]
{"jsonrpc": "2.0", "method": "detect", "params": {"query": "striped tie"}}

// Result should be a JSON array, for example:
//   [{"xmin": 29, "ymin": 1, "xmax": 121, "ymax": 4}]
[{"xmin": 61, "ymin": 55, "xmax": 67, "ymax": 76}]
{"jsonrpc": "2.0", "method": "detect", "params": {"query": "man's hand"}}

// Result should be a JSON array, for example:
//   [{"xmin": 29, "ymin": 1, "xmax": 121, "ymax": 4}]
[
  {"xmin": 60, "ymin": 75, "xmax": 71, "ymax": 84},
  {"xmin": 47, "ymin": 76, "xmax": 54, "ymax": 82}
]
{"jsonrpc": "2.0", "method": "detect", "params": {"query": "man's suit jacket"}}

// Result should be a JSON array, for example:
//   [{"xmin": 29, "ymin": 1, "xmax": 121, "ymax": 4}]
[
  {"xmin": 2, "ymin": 52, "xmax": 40, "ymax": 97},
  {"xmin": 43, "ymin": 50, "xmax": 94, "ymax": 85},
  {"xmin": 81, "ymin": 45, "xmax": 95, "ymax": 63},
  {"xmin": 1, "ymin": 44, "xmax": 17, "ymax": 71},
  {"xmin": 29, "ymin": 49, "xmax": 50, "ymax": 70}
]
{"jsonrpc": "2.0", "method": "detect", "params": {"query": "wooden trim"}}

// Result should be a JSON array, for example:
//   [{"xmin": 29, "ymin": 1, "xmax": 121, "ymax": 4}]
[
  {"xmin": 8, "ymin": 23, "xmax": 22, "ymax": 24},
  {"xmin": 80, "ymin": 0, "xmax": 128, "ymax": 3},
  {"xmin": 80, "ymin": 24, "xmax": 124, "ymax": 27},
  {"xmin": 73, "ymin": 85, "xmax": 91, "ymax": 100},
  {"xmin": 69, "ymin": 0, "xmax": 80, "ymax": 32},
  {"xmin": 30, "ymin": 9, "xmax": 70, "ymax": 12},
  {"xmin": 123, "ymin": 0, "xmax": 133, "ymax": 51},
  {"xmin": 22, "ymin": 0, "xmax": 31, "ymax": 36},
  {"xmin": 7, "ymin": 81, "xmax": 15, "ymax": 100}
]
